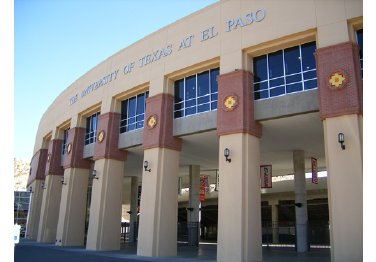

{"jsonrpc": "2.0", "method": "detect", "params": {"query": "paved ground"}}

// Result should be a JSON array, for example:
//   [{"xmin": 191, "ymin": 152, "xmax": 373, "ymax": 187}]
[{"xmin": 15, "ymin": 239, "xmax": 331, "ymax": 262}]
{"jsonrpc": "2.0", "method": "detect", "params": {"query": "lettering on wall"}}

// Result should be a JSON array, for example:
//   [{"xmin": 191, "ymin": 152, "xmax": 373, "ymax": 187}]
[
  {"xmin": 225, "ymin": 9, "xmax": 266, "ymax": 32},
  {"xmin": 69, "ymin": 8, "xmax": 266, "ymax": 105}
]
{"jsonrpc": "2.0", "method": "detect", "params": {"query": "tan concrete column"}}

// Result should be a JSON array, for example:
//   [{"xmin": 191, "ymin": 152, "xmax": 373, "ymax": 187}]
[
  {"xmin": 137, "ymin": 147, "xmax": 180, "ymax": 256},
  {"xmin": 56, "ymin": 127, "xmax": 92, "ymax": 246},
  {"xmin": 85, "ymin": 112, "xmax": 127, "ymax": 251},
  {"xmin": 216, "ymin": 69, "xmax": 262, "ymax": 262},
  {"xmin": 187, "ymin": 165, "xmax": 200, "ymax": 246},
  {"xmin": 316, "ymin": 39, "xmax": 363, "ymax": 261},
  {"xmin": 26, "ymin": 148, "xmax": 48, "ymax": 240},
  {"xmin": 37, "ymin": 139, "xmax": 64, "ymax": 243},
  {"xmin": 37, "ymin": 175, "xmax": 62, "ymax": 243},
  {"xmin": 324, "ymin": 115, "xmax": 362, "ymax": 261},
  {"xmin": 293, "ymin": 150, "xmax": 308, "ymax": 252},
  {"xmin": 137, "ymin": 93, "xmax": 182, "ymax": 257},
  {"xmin": 121, "ymin": 177, "xmax": 131, "ymax": 223},
  {"xmin": 56, "ymin": 168, "xmax": 90, "ymax": 246},
  {"xmin": 269, "ymin": 200, "xmax": 279, "ymax": 244},
  {"xmin": 217, "ymin": 133, "xmax": 262, "ymax": 262},
  {"xmin": 86, "ymin": 159, "xmax": 124, "ymax": 250},
  {"xmin": 25, "ymin": 180, "xmax": 44, "ymax": 240},
  {"xmin": 129, "ymin": 176, "xmax": 139, "ymax": 243}
]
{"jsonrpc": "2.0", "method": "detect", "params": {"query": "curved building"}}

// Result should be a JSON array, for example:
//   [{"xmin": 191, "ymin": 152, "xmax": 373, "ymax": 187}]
[{"xmin": 26, "ymin": 1, "xmax": 363, "ymax": 261}]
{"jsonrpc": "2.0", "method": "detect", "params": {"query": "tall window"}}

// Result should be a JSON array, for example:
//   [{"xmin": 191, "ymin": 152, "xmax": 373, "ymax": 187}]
[
  {"xmin": 356, "ymin": 29, "xmax": 363, "ymax": 77},
  {"xmin": 253, "ymin": 42, "xmax": 317, "ymax": 100},
  {"xmin": 85, "ymin": 112, "xmax": 99, "ymax": 145},
  {"xmin": 120, "ymin": 91, "xmax": 149, "ymax": 133},
  {"xmin": 61, "ymin": 128, "xmax": 70, "ymax": 154},
  {"xmin": 174, "ymin": 67, "xmax": 219, "ymax": 118}
]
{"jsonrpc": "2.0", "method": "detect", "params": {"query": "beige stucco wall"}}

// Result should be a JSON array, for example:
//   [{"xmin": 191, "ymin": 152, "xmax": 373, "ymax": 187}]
[
  {"xmin": 323, "ymin": 114, "xmax": 363, "ymax": 261},
  {"xmin": 32, "ymin": 0, "xmax": 362, "ymax": 153}
]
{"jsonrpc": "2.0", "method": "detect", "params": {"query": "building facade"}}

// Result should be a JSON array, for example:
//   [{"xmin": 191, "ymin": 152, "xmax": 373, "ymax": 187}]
[{"xmin": 26, "ymin": 1, "xmax": 363, "ymax": 261}]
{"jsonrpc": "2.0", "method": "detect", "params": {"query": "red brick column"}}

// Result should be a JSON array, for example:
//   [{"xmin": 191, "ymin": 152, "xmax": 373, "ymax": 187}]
[
  {"xmin": 63, "ymin": 127, "xmax": 91, "ymax": 169},
  {"xmin": 93, "ymin": 112, "xmax": 127, "ymax": 161},
  {"xmin": 216, "ymin": 69, "xmax": 262, "ymax": 262},
  {"xmin": 27, "ymin": 148, "xmax": 48, "ymax": 186},
  {"xmin": 316, "ymin": 42, "xmax": 362, "ymax": 119},
  {"xmin": 45, "ymin": 139, "xmax": 64, "ymax": 176},
  {"xmin": 142, "ymin": 93, "xmax": 182, "ymax": 150},
  {"xmin": 217, "ymin": 70, "xmax": 262, "ymax": 137},
  {"xmin": 316, "ymin": 41, "xmax": 363, "ymax": 262}
]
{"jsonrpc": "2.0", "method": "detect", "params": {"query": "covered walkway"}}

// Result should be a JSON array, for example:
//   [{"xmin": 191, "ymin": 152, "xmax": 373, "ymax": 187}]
[{"xmin": 15, "ymin": 239, "xmax": 330, "ymax": 262}]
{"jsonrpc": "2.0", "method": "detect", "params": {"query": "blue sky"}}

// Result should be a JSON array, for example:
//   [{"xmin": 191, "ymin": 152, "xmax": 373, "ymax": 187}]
[{"xmin": 14, "ymin": 0, "xmax": 218, "ymax": 160}]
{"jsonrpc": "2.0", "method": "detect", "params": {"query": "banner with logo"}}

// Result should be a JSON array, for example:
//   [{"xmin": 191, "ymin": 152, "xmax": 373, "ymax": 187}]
[
  {"xmin": 311, "ymin": 157, "xmax": 318, "ymax": 184},
  {"xmin": 200, "ymin": 176, "xmax": 209, "ymax": 202},
  {"xmin": 260, "ymin": 165, "xmax": 272, "ymax": 188}
]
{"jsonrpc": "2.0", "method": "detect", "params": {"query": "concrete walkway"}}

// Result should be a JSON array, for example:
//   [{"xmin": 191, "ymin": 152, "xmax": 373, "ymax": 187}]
[{"xmin": 15, "ymin": 239, "xmax": 331, "ymax": 262}]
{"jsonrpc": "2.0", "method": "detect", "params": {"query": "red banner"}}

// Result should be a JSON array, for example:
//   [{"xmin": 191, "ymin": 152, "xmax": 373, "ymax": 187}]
[
  {"xmin": 260, "ymin": 165, "xmax": 272, "ymax": 188},
  {"xmin": 200, "ymin": 176, "xmax": 208, "ymax": 202},
  {"xmin": 311, "ymin": 157, "xmax": 318, "ymax": 184}
]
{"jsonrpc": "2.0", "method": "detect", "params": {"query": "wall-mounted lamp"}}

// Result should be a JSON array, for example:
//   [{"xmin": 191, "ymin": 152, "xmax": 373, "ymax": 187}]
[
  {"xmin": 92, "ymin": 169, "xmax": 99, "ymax": 180},
  {"xmin": 186, "ymin": 207, "xmax": 194, "ymax": 212},
  {"xmin": 338, "ymin": 132, "xmax": 345, "ymax": 150},
  {"xmin": 29, "ymin": 186, "xmax": 33, "ymax": 193},
  {"xmin": 60, "ymin": 176, "xmax": 67, "ymax": 185},
  {"xmin": 294, "ymin": 203, "xmax": 303, "ymax": 208},
  {"xmin": 224, "ymin": 148, "xmax": 231, "ymax": 163},
  {"xmin": 41, "ymin": 182, "xmax": 46, "ymax": 190},
  {"xmin": 126, "ymin": 211, "xmax": 132, "ymax": 215},
  {"xmin": 144, "ymin": 161, "xmax": 151, "ymax": 172}
]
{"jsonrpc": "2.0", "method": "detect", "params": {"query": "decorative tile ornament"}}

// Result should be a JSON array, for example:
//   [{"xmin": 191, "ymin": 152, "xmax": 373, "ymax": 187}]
[
  {"xmin": 328, "ymin": 70, "xmax": 347, "ymax": 90},
  {"xmin": 67, "ymin": 143, "xmax": 72, "ymax": 154},
  {"xmin": 146, "ymin": 115, "xmax": 158, "ymax": 129},
  {"xmin": 97, "ymin": 130, "xmax": 105, "ymax": 143},
  {"xmin": 223, "ymin": 95, "xmax": 238, "ymax": 111},
  {"xmin": 47, "ymin": 154, "xmax": 51, "ymax": 162}
]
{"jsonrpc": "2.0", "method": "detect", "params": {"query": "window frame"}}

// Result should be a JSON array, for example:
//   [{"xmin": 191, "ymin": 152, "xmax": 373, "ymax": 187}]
[
  {"xmin": 253, "ymin": 42, "xmax": 317, "ymax": 101},
  {"xmin": 61, "ymin": 127, "xmax": 70, "ymax": 155},
  {"xmin": 119, "ymin": 91, "xmax": 149, "ymax": 133},
  {"xmin": 84, "ymin": 112, "xmax": 100, "ymax": 145},
  {"xmin": 173, "ymin": 67, "xmax": 219, "ymax": 119}
]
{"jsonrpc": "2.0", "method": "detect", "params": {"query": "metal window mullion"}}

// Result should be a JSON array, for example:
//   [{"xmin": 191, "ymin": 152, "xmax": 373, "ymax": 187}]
[
  {"xmin": 266, "ymin": 54, "xmax": 270, "ymax": 98},
  {"xmin": 143, "ymin": 92, "xmax": 147, "ymax": 124},
  {"xmin": 282, "ymin": 48, "xmax": 287, "ymax": 95},
  {"xmin": 126, "ymin": 98, "xmax": 130, "ymax": 131},
  {"xmin": 299, "ymin": 45, "xmax": 305, "ymax": 90},
  {"xmin": 209, "ymin": 69, "xmax": 212, "ymax": 107},
  {"xmin": 195, "ymin": 73, "xmax": 198, "ymax": 113},
  {"xmin": 134, "ymin": 95, "xmax": 138, "ymax": 129},
  {"xmin": 183, "ymin": 77, "xmax": 186, "ymax": 117}
]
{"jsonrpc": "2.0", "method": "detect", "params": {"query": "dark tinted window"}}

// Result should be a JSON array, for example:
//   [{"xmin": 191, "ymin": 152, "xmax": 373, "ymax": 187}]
[
  {"xmin": 253, "ymin": 42, "xmax": 317, "ymax": 100},
  {"xmin": 174, "ymin": 68, "xmax": 219, "ymax": 118},
  {"xmin": 120, "ymin": 91, "xmax": 148, "ymax": 133}
]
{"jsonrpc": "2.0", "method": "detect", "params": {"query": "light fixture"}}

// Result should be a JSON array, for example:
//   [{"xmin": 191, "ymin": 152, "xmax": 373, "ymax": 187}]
[
  {"xmin": 126, "ymin": 211, "xmax": 132, "ymax": 215},
  {"xmin": 60, "ymin": 176, "xmax": 67, "ymax": 185},
  {"xmin": 224, "ymin": 148, "xmax": 231, "ymax": 163},
  {"xmin": 92, "ymin": 169, "xmax": 98, "ymax": 180},
  {"xmin": 144, "ymin": 161, "xmax": 151, "ymax": 172},
  {"xmin": 186, "ymin": 207, "xmax": 194, "ymax": 212},
  {"xmin": 338, "ymin": 133, "xmax": 345, "ymax": 150},
  {"xmin": 41, "ymin": 182, "xmax": 46, "ymax": 189},
  {"xmin": 294, "ymin": 203, "xmax": 303, "ymax": 208},
  {"xmin": 29, "ymin": 186, "xmax": 33, "ymax": 193}
]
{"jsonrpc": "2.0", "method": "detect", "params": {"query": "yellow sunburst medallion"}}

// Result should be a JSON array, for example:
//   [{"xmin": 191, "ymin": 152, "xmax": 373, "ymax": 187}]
[
  {"xmin": 97, "ymin": 130, "xmax": 105, "ymax": 143},
  {"xmin": 223, "ymin": 95, "xmax": 238, "ymax": 111},
  {"xmin": 147, "ymin": 115, "xmax": 158, "ymax": 129},
  {"xmin": 329, "ymin": 70, "xmax": 346, "ymax": 89},
  {"xmin": 67, "ymin": 143, "xmax": 72, "ymax": 154}
]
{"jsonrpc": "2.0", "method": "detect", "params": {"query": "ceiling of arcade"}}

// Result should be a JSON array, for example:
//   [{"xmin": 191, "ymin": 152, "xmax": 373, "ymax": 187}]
[{"xmin": 124, "ymin": 111, "xmax": 325, "ymax": 186}]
